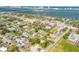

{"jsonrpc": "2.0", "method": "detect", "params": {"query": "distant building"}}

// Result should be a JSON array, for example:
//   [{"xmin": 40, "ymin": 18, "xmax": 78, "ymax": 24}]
[{"xmin": 68, "ymin": 33, "xmax": 79, "ymax": 43}]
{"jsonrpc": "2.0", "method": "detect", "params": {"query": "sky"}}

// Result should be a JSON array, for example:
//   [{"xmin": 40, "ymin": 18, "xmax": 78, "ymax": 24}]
[{"xmin": 0, "ymin": 0, "xmax": 79, "ymax": 6}]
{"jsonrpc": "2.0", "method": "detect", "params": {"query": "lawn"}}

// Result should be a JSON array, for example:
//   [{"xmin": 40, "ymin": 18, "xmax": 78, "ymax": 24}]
[{"xmin": 49, "ymin": 38, "xmax": 79, "ymax": 52}]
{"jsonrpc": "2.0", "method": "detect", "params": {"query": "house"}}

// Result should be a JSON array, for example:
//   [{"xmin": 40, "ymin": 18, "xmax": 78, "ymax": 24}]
[
  {"xmin": 57, "ymin": 22, "xmax": 66, "ymax": 27},
  {"xmin": 30, "ymin": 45, "xmax": 41, "ymax": 52},
  {"xmin": 68, "ymin": 33, "xmax": 79, "ymax": 43}
]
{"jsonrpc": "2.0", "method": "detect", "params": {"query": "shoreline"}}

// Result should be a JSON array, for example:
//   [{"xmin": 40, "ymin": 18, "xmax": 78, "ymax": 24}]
[{"xmin": 0, "ymin": 12, "xmax": 79, "ymax": 20}]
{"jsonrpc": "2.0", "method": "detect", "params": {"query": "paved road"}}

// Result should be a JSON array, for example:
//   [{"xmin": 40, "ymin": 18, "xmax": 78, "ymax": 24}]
[{"xmin": 45, "ymin": 28, "xmax": 70, "ymax": 52}]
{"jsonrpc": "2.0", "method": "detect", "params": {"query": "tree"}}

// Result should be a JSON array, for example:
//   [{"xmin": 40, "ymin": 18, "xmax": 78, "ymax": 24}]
[
  {"xmin": 63, "ymin": 32, "xmax": 70, "ymax": 40},
  {"xmin": 7, "ymin": 46, "xmax": 16, "ymax": 52}
]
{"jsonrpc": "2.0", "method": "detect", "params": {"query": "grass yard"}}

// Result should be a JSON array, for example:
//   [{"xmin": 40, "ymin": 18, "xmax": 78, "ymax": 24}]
[{"xmin": 49, "ymin": 38, "xmax": 79, "ymax": 52}]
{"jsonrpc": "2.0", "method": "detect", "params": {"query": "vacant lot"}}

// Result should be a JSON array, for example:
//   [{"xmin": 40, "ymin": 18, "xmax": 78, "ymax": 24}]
[{"xmin": 49, "ymin": 38, "xmax": 79, "ymax": 52}]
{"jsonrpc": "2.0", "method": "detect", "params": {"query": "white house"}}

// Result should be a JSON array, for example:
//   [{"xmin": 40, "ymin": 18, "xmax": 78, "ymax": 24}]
[{"xmin": 30, "ymin": 45, "xmax": 41, "ymax": 52}]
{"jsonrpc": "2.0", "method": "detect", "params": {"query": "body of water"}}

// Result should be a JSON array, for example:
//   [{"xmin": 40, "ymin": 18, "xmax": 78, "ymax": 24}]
[{"xmin": 0, "ymin": 7, "xmax": 79, "ymax": 19}]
